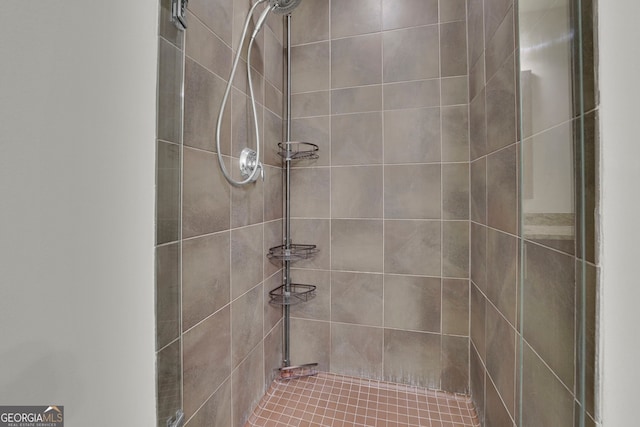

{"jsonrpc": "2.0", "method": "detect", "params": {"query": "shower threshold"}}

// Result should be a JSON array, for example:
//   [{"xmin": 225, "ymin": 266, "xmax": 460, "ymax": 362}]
[{"xmin": 245, "ymin": 372, "xmax": 480, "ymax": 427}]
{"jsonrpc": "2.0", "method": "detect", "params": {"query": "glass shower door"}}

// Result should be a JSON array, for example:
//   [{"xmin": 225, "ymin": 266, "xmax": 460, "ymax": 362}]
[{"xmin": 517, "ymin": 0, "xmax": 597, "ymax": 425}]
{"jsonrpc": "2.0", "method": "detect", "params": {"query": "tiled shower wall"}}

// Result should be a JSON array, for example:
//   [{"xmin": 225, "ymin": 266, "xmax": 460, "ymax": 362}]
[
  {"xmin": 155, "ymin": 0, "xmax": 286, "ymax": 426},
  {"xmin": 287, "ymin": 0, "xmax": 472, "ymax": 393},
  {"xmin": 467, "ymin": 0, "xmax": 599, "ymax": 425}
]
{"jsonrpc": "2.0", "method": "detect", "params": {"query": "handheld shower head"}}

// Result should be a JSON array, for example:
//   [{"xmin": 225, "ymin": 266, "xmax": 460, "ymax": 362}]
[{"xmin": 269, "ymin": 0, "xmax": 302, "ymax": 14}]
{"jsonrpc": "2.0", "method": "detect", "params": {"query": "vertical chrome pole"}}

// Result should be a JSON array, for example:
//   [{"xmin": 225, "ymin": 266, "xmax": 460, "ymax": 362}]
[{"xmin": 283, "ymin": 13, "xmax": 292, "ymax": 368}]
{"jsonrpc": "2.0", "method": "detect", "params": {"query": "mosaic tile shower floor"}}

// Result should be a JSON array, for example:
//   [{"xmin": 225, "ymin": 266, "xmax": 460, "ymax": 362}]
[{"xmin": 245, "ymin": 372, "xmax": 480, "ymax": 427}]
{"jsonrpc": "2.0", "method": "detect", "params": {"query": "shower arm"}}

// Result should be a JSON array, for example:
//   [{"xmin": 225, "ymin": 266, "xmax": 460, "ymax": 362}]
[{"xmin": 215, "ymin": 0, "xmax": 270, "ymax": 186}]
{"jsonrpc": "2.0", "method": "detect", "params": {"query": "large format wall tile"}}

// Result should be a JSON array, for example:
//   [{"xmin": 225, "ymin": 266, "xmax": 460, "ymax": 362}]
[
  {"xmin": 486, "ymin": 228, "xmax": 517, "ymax": 324},
  {"xmin": 441, "ymin": 106, "xmax": 470, "ymax": 162},
  {"xmin": 485, "ymin": 303, "xmax": 516, "ymax": 415},
  {"xmin": 384, "ymin": 164, "xmax": 441, "ymax": 219},
  {"xmin": 442, "ymin": 279, "xmax": 469, "ymax": 336},
  {"xmin": 522, "ymin": 343, "xmax": 574, "ymax": 427},
  {"xmin": 331, "ymin": 272, "xmax": 383, "ymax": 326},
  {"xmin": 187, "ymin": 0, "xmax": 233, "ymax": 45},
  {"xmin": 384, "ymin": 275, "xmax": 441, "ymax": 332},
  {"xmin": 185, "ymin": 12, "xmax": 231, "ymax": 80},
  {"xmin": 442, "ymin": 163, "xmax": 470, "ymax": 220},
  {"xmin": 331, "ymin": 0, "xmax": 382, "ymax": 38},
  {"xmin": 291, "ymin": 0, "xmax": 329, "ymax": 45},
  {"xmin": 332, "ymin": 166, "xmax": 383, "ymax": 218},
  {"xmin": 383, "ymin": 26, "xmax": 440, "ymax": 83},
  {"xmin": 384, "ymin": 79, "xmax": 440, "ymax": 110},
  {"xmin": 184, "ymin": 58, "xmax": 229, "ymax": 153},
  {"xmin": 182, "ymin": 233, "xmax": 230, "ymax": 331},
  {"xmin": 231, "ymin": 344, "xmax": 264, "ymax": 427},
  {"xmin": 384, "ymin": 329, "xmax": 441, "ymax": 389},
  {"xmin": 182, "ymin": 148, "xmax": 230, "ymax": 238},
  {"xmin": 331, "ymin": 323, "xmax": 384, "ymax": 379},
  {"xmin": 384, "ymin": 220, "xmax": 441, "ymax": 276},
  {"xmin": 487, "ymin": 144, "xmax": 518, "ymax": 234},
  {"xmin": 332, "ymin": 85, "xmax": 382, "ymax": 115},
  {"xmin": 231, "ymin": 224, "xmax": 264, "ymax": 299},
  {"xmin": 332, "ymin": 219, "xmax": 384, "ymax": 273},
  {"xmin": 332, "ymin": 112, "xmax": 383, "ymax": 165},
  {"xmin": 443, "ymin": 221, "xmax": 470, "ymax": 278},
  {"xmin": 232, "ymin": 284, "xmax": 264, "ymax": 369},
  {"xmin": 291, "ymin": 319, "xmax": 331, "ymax": 372},
  {"xmin": 185, "ymin": 378, "xmax": 231, "ymax": 427},
  {"xmin": 291, "ymin": 42, "xmax": 330, "ymax": 93},
  {"xmin": 486, "ymin": 54, "xmax": 517, "ymax": 152},
  {"xmin": 440, "ymin": 21, "xmax": 468, "ymax": 77},
  {"xmin": 441, "ymin": 335, "xmax": 469, "ymax": 393},
  {"xmin": 183, "ymin": 306, "xmax": 231, "ymax": 419},
  {"xmin": 384, "ymin": 107, "xmax": 441, "ymax": 164},
  {"xmin": 331, "ymin": 34, "xmax": 382, "ymax": 88},
  {"xmin": 523, "ymin": 242, "xmax": 575, "ymax": 389},
  {"xmin": 382, "ymin": 0, "xmax": 438, "ymax": 30}
]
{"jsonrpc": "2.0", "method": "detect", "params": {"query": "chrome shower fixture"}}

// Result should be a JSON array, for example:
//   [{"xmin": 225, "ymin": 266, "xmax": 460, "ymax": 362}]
[{"xmin": 269, "ymin": 0, "xmax": 302, "ymax": 14}]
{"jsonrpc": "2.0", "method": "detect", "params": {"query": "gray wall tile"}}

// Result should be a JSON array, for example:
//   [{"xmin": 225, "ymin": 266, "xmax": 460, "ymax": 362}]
[
  {"xmin": 291, "ymin": 0, "xmax": 329, "ymax": 44},
  {"xmin": 332, "ymin": 166, "xmax": 383, "ymax": 218},
  {"xmin": 486, "ymin": 228, "xmax": 518, "ymax": 325},
  {"xmin": 331, "ymin": 34, "xmax": 383, "ymax": 88},
  {"xmin": 384, "ymin": 220, "xmax": 441, "ymax": 276},
  {"xmin": 291, "ymin": 42, "xmax": 330, "ymax": 93},
  {"xmin": 332, "ymin": 0, "xmax": 382, "ymax": 38},
  {"xmin": 443, "ymin": 221, "xmax": 470, "ymax": 278},
  {"xmin": 182, "ymin": 148, "xmax": 230, "ymax": 238},
  {"xmin": 384, "ymin": 275, "xmax": 441, "ymax": 332},
  {"xmin": 331, "ymin": 272, "xmax": 383, "ymax": 326},
  {"xmin": 332, "ymin": 219, "xmax": 384, "ymax": 272},
  {"xmin": 384, "ymin": 164, "xmax": 441, "ymax": 219},
  {"xmin": 440, "ymin": 21, "xmax": 468, "ymax": 77},
  {"xmin": 442, "ymin": 279, "xmax": 469, "ymax": 336},
  {"xmin": 442, "ymin": 335, "xmax": 469, "ymax": 393},
  {"xmin": 231, "ymin": 224, "xmax": 264, "ymax": 299},
  {"xmin": 331, "ymin": 323, "xmax": 383, "ymax": 379},
  {"xmin": 384, "ymin": 80, "xmax": 440, "ymax": 110},
  {"xmin": 183, "ymin": 306, "xmax": 231, "ymax": 419},
  {"xmin": 182, "ymin": 233, "xmax": 230, "ymax": 331},
  {"xmin": 384, "ymin": 108, "xmax": 441, "ymax": 164},
  {"xmin": 523, "ymin": 242, "xmax": 575, "ymax": 388},
  {"xmin": 232, "ymin": 285, "xmax": 264, "ymax": 368},
  {"xmin": 487, "ymin": 144, "xmax": 518, "ymax": 234},
  {"xmin": 332, "ymin": 112, "xmax": 383, "ymax": 165},
  {"xmin": 384, "ymin": 329, "xmax": 441, "ymax": 388},
  {"xmin": 382, "ymin": 0, "xmax": 438, "ymax": 30},
  {"xmin": 383, "ymin": 26, "xmax": 440, "ymax": 83}
]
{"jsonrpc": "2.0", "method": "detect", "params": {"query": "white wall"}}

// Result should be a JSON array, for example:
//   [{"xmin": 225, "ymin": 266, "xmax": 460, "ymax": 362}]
[
  {"xmin": 0, "ymin": 1, "xmax": 158, "ymax": 425},
  {"xmin": 599, "ymin": 0, "xmax": 640, "ymax": 425}
]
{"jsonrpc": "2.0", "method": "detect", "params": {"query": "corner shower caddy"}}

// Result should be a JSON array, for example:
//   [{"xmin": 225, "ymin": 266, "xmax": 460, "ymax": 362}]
[{"xmin": 267, "ymin": 14, "xmax": 319, "ymax": 377}]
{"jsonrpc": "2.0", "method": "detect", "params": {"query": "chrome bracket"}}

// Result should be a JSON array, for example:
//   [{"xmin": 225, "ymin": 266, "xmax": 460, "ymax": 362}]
[
  {"xmin": 167, "ymin": 410, "xmax": 184, "ymax": 427},
  {"xmin": 239, "ymin": 148, "xmax": 262, "ymax": 181},
  {"xmin": 171, "ymin": 0, "xmax": 188, "ymax": 31}
]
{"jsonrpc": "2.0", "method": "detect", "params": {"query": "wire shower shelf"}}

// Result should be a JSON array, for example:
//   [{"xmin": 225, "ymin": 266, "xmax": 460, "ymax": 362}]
[{"xmin": 277, "ymin": 141, "xmax": 320, "ymax": 161}]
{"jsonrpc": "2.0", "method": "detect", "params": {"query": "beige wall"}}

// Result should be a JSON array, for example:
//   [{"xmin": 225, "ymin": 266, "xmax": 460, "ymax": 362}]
[
  {"xmin": 599, "ymin": 0, "xmax": 640, "ymax": 426},
  {"xmin": 0, "ymin": 1, "xmax": 158, "ymax": 425}
]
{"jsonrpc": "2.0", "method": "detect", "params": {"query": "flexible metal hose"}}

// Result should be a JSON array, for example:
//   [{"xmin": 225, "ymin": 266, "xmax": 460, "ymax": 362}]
[{"xmin": 215, "ymin": 0, "xmax": 269, "ymax": 186}]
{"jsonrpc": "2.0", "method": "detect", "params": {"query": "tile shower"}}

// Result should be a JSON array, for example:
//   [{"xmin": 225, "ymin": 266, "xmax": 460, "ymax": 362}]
[{"xmin": 155, "ymin": 0, "xmax": 598, "ymax": 426}]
